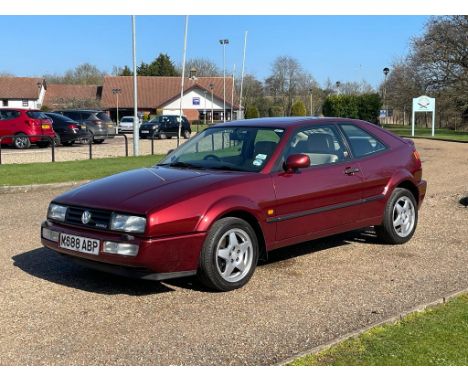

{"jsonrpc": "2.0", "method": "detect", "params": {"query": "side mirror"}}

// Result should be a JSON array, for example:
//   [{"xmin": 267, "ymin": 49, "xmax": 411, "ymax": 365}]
[
  {"xmin": 284, "ymin": 154, "xmax": 310, "ymax": 173},
  {"xmin": 167, "ymin": 149, "xmax": 174, "ymax": 155}
]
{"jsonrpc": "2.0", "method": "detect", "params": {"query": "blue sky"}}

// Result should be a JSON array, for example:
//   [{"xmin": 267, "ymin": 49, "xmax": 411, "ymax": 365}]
[{"xmin": 0, "ymin": 15, "xmax": 429, "ymax": 88}]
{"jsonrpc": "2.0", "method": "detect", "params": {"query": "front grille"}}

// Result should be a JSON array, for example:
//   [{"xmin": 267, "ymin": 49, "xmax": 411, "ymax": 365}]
[{"xmin": 65, "ymin": 206, "xmax": 112, "ymax": 230}]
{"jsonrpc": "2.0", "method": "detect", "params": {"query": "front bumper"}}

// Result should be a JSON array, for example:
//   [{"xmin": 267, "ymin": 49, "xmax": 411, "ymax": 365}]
[{"xmin": 41, "ymin": 220, "xmax": 206, "ymax": 280}]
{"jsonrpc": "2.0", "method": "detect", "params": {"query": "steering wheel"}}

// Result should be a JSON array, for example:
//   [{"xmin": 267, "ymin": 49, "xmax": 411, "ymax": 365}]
[{"xmin": 203, "ymin": 154, "xmax": 221, "ymax": 161}]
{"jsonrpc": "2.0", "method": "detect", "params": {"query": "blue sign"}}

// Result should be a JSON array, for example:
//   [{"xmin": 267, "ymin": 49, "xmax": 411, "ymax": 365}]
[
  {"xmin": 379, "ymin": 109, "xmax": 387, "ymax": 118},
  {"xmin": 192, "ymin": 97, "xmax": 200, "ymax": 106}
]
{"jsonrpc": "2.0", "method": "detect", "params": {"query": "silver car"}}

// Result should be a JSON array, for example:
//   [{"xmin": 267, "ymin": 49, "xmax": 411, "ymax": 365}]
[{"xmin": 118, "ymin": 116, "xmax": 139, "ymax": 133}]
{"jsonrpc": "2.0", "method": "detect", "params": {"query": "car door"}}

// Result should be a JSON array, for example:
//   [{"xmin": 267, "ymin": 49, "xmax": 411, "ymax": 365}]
[
  {"xmin": 0, "ymin": 110, "xmax": 7, "ymax": 138},
  {"xmin": 338, "ymin": 122, "xmax": 391, "ymax": 221},
  {"xmin": 271, "ymin": 124, "xmax": 364, "ymax": 242}
]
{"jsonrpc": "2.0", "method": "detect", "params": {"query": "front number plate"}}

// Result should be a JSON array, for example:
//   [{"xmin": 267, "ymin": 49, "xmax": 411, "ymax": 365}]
[{"xmin": 59, "ymin": 233, "xmax": 100, "ymax": 255}]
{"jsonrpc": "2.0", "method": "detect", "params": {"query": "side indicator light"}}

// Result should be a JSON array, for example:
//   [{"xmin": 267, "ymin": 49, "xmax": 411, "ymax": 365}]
[{"xmin": 267, "ymin": 209, "xmax": 274, "ymax": 216}]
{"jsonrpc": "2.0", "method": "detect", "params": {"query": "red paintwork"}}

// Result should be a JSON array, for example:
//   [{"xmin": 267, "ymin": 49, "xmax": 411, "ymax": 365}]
[
  {"xmin": 41, "ymin": 117, "xmax": 427, "ymax": 277},
  {"xmin": 0, "ymin": 108, "xmax": 55, "ymax": 144}
]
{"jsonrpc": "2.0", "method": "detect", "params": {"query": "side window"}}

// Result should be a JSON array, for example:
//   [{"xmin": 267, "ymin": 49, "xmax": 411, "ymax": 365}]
[
  {"xmin": 0, "ymin": 110, "xmax": 20, "ymax": 120},
  {"xmin": 286, "ymin": 125, "xmax": 348, "ymax": 166},
  {"xmin": 340, "ymin": 124, "xmax": 386, "ymax": 158}
]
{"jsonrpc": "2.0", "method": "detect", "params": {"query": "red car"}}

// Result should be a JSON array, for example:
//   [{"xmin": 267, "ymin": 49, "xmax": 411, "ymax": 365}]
[
  {"xmin": 41, "ymin": 117, "xmax": 427, "ymax": 291},
  {"xmin": 0, "ymin": 108, "xmax": 55, "ymax": 149}
]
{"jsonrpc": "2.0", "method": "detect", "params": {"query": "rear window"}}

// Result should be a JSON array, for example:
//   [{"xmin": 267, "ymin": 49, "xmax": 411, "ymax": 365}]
[
  {"xmin": 96, "ymin": 112, "xmax": 112, "ymax": 122},
  {"xmin": 46, "ymin": 113, "xmax": 76, "ymax": 123},
  {"xmin": 26, "ymin": 111, "xmax": 49, "ymax": 120}
]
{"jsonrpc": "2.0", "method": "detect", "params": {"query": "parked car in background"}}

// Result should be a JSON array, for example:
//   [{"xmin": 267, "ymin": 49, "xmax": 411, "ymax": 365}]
[
  {"xmin": 139, "ymin": 115, "xmax": 191, "ymax": 139},
  {"xmin": 0, "ymin": 108, "xmax": 55, "ymax": 149},
  {"xmin": 53, "ymin": 110, "xmax": 114, "ymax": 144},
  {"xmin": 41, "ymin": 117, "xmax": 426, "ymax": 291},
  {"xmin": 118, "ymin": 116, "xmax": 139, "ymax": 133},
  {"xmin": 44, "ymin": 112, "xmax": 88, "ymax": 146}
]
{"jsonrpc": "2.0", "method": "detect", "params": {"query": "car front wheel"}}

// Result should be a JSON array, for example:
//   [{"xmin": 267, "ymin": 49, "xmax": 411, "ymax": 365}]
[
  {"xmin": 375, "ymin": 188, "xmax": 418, "ymax": 244},
  {"xmin": 198, "ymin": 217, "xmax": 258, "ymax": 291}
]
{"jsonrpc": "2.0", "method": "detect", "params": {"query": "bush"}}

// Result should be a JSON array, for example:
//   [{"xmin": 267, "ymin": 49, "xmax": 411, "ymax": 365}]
[
  {"xmin": 245, "ymin": 105, "xmax": 260, "ymax": 119},
  {"xmin": 291, "ymin": 100, "xmax": 307, "ymax": 116},
  {"xmin": 322, "ymin": 93, "xmax": 381, "ymax": 123},
  {"xmin": 268, "ymin": 105, "xmax": 284, "ymax": 117}
]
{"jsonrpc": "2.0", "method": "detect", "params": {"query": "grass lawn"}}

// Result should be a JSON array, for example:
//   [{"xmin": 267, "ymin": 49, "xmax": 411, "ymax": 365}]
[
  {"xmin": 0, "ymin": 155, "xmax": 164, "ymax": 186},
  {"xmin": 384, "ymin": 124, "xmax": 468, "ymax": 142},
  {"xmin": 289, "ymin": 293, "xmax": 468, "ymax": 366}
]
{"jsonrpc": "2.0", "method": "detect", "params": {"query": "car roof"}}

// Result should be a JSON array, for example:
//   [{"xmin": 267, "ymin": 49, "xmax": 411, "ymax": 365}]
[{"xmin": 211, "ymin": 117, "xmax": 363, "ymax": 129}]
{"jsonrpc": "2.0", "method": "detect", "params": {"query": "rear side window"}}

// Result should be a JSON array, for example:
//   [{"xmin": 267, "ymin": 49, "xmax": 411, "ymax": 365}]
[
  {"xmin": 0, "ymin": 110, "xmax": 20, "ymax": 120},
  {"xmin": 26, "ymin": 111, "xmax": 48, "ymax": 120},
  {"xmin": 96, "ymin": 112, "xmax": 112, "ymax": 122},
  {"xmin": 340, "ymin": 124, "xmax": 386, "ymax": 158}
]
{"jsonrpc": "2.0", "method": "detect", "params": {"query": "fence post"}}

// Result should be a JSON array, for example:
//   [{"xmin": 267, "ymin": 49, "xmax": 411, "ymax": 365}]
[
  {"xmin": 88, "ymin": 134, "xmax": 93, "ymax": 160},
  {"xmin": 51, "ymin": 137, "xmax": 55, "ymax": 163}
]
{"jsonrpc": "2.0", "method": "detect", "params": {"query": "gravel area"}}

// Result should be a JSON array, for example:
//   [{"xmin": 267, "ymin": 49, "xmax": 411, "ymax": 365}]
[
  {"xmin": 0, "ymin": 139, "xmax": 467, "ymax": 365},
  {"xmin": 0, "ymin": 135, "xmax": 188, "ymax": 164}
]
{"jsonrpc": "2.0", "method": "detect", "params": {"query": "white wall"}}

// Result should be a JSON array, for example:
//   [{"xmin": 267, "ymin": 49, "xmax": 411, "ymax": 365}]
[
  {"xmin": 0, "ymin": 84, "xmax": 45, "ymax": 109},
  {"xmin": 162, "ymin": 88, "xmax": 226, "ymax": 114}
]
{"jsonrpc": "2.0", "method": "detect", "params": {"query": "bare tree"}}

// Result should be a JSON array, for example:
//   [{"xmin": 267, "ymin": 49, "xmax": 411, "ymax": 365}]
[
  {"xmin": 180, "ymin": 58, "xmax": 222, "ymax": 77},
  {"xmin": 45, "ymin": 63, "xmax": 107, "ymax": 85},
  {"xmin": 265, "ymin": 56, "xmax": 312, "ymax": 115}
]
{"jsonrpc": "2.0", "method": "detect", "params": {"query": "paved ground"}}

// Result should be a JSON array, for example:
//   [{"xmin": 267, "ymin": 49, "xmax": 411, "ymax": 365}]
[
  {"xmin": 0, "ymin": 135, "xmax": 188, "ymax": 164},
  {"xmin": 0, "ymin": 139, "xmax": 467, "ymax": 365}
]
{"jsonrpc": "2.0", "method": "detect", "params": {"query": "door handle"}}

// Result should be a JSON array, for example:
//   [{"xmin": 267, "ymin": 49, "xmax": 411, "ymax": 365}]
[{"xmin": 344, "ymin": 167, "xmax": 360, "ymax": 175}]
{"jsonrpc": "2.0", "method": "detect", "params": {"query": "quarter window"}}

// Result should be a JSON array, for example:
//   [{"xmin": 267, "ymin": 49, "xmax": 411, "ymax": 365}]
[
  {"xmin": 340, "ymin": 124, "xmax": 386, "ymax": 157},
  {"xmin": 285, "ymin": 125, "xmax": 349, "ymax": 166}
]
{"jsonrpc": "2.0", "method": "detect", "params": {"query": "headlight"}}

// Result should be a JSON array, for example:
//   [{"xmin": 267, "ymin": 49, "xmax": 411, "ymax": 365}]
[
  {"xmin": 48, "ymin": 203, "xmax": 67, "ymax": 221},
  {"xmin": 110, "ymin": 213, "xmax": 146, "ymax": 233}
]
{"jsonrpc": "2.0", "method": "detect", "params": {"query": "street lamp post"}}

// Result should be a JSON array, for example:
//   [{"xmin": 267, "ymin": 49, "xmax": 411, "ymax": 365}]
[
  {"xmin": 209, "ymin": 83, "xmax": 214, "ymax": 123},
  {"xmin": 112, "ymin": 88, "xmax": 122, "ymax": 128},
  {"xmin": 219, "ymin": 39, "xmax": 229, "ymax": 123},
  {"xmin": 383, "ymin": 67, "xmax": 390, "ymax": 122},
  {"xmin": 36, "ymin": 82, "xmax": 42, "ymax": 109},
  {"xmin": 336, "ymin": 81, "xmax": 341, "ymax": 95}
]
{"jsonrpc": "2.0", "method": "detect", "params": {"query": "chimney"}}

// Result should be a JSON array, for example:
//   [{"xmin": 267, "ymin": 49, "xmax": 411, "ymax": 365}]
[{"xmin": 189, "ymin": 67, "xmax": 197, "ymax": 80}]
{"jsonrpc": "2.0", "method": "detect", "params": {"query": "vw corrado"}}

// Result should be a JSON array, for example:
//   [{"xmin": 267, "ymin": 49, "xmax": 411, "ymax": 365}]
[{"xmin": 42, "ymin": 117, "xmax": 427, "ymax": 291}]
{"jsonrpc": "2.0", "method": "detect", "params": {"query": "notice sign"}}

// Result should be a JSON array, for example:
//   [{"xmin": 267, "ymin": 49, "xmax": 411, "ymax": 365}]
[
  {"xmin": 413, "ymin": 95, "xmax": 435, "ymax": 113},
  {"xmin": 412, "ymin": 95, "xmax": 436, "ymax": 137},
  {"xmin": 192, "ymin": 97, "xmax": 200, "ymax": 106}
]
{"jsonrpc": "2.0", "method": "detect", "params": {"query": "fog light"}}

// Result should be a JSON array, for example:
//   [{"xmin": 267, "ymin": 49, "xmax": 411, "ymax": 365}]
[
  {"xmin": 42, "ymin": 227, "xmax": 60, "ymax": 242},
  {"xmin": 103, "ymin": 241, "xmax": 139, "ymax": 256}
]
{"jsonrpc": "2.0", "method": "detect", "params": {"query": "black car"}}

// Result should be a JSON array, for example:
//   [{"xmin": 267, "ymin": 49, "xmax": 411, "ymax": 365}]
[
  {"xmin": 53, "ymin": 110, "xmax": 115, "ymax": 144},
  {"xmin": 139, "ymin": 115, "xmax": 191, "ymax": 139},
  {"xmin": 44, "ymin": 112, "xmax": 88, "ymax": 146}
]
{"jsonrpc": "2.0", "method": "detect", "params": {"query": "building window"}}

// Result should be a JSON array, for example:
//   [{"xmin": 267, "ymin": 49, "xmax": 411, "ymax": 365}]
[
  {"xmin": 22, "ymin": 99, "xmax": 28, "ymax": 107},
  {"xmin": 1, "ymin": 100, "xmax": 7, "ymax": 107}
]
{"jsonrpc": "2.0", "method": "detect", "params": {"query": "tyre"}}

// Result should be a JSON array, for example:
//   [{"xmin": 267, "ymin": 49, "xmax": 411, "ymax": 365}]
[
  {"xmin": 198, "ymin": 217, "xmax": 259, "ymax": 291},
  {"xmin": 37, "ymin": 141, "xmax": 50, "ymax": 148},
  {"xmin": 63, "ymin": 141, "xmax": 74, "ymax": 146},
  {"xmin": 13, "ymin": 134, "xmax": 31, "ymax": 149},
  {"xmin": 375, "ymin": 187, "xmax": 418, "ymax": 244},
  {"xmin": 93, "ymin": 139, "xmax": 105, "ymax": 144},
  {"xmin": 183, "ymin": 130, "xmax": 191, "ymax": 139},
  {"xmin": 159, "ymin": 133, "xmax": 167, "ymax": 140}
]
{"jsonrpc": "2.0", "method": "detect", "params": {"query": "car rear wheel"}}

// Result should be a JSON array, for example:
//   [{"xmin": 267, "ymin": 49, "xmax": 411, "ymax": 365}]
[
  {"xmin": 198, "ymin": 217, "xmax": 258, "ymax": 291},
  {"xmin": 183, "ymin": 130, "xmax": 191, "ymax": 139},
  {"xmin": 159, "ymin": 133, "xmax": 167, "ymax": 139},
  {"xmin": 13, "ymin": 134, "xmax": 31, "ymax": 149},
  {"xmin": 375, "ymin": 188, "xmax": 418, "ymax": 244},
  {"xmin": 93, "ymin": 139, "xmax": 105, "ymax": 144}
]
